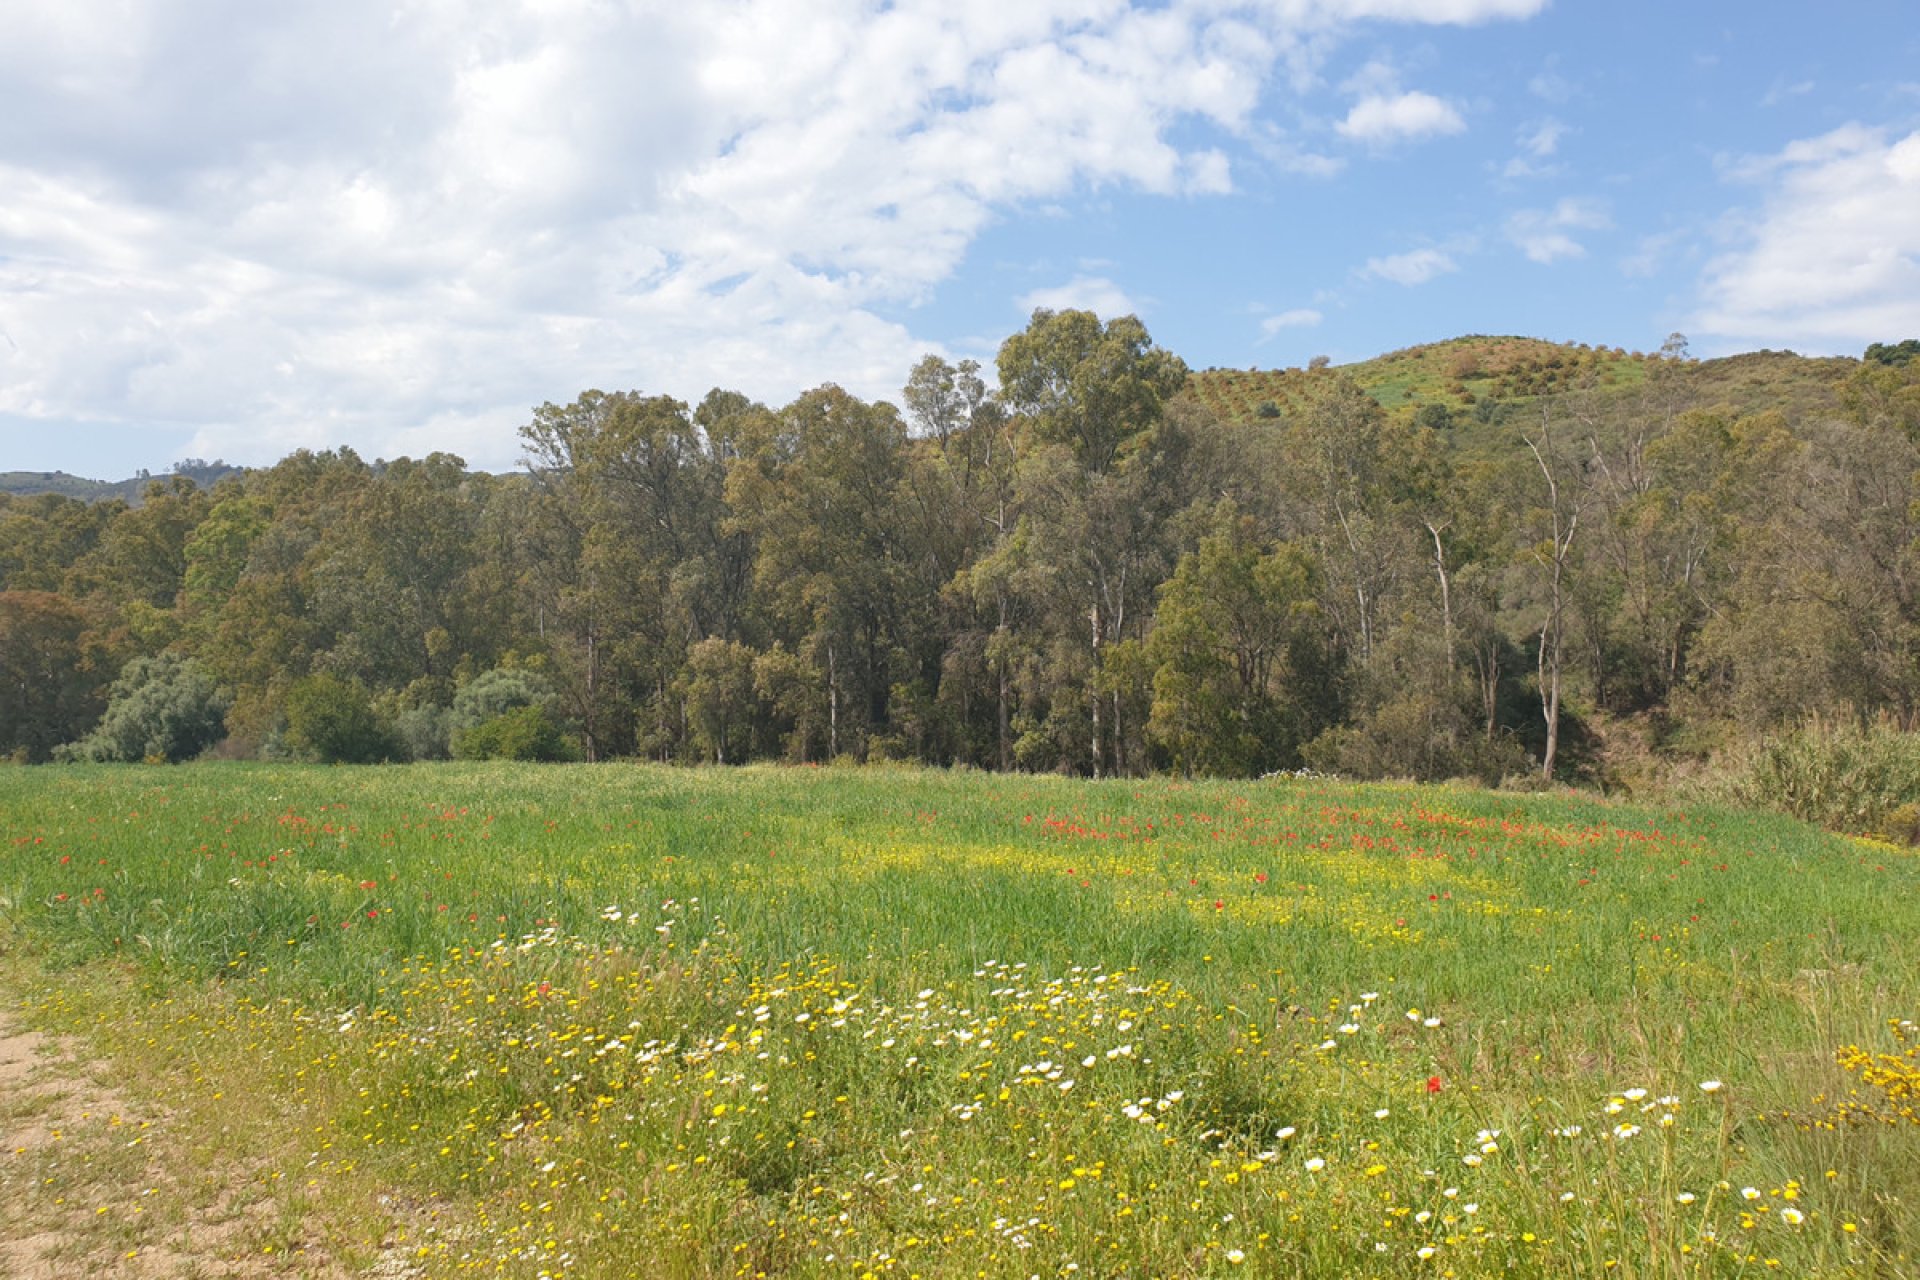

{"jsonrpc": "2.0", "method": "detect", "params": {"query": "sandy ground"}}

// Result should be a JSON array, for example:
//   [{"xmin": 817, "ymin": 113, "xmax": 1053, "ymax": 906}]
[{"xmin": 0, "ymin": 1000, "xmax": 402, "ymax": 1279}]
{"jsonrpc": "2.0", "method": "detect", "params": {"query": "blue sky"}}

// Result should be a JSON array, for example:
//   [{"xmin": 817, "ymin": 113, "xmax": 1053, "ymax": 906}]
[{"xmin": 3, "ymin": 0, "xmax": 1918, "ymax": 478}]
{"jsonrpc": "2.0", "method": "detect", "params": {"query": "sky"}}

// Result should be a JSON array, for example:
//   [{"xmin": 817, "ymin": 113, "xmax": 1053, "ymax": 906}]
[{"xmin": 3, "ymin": 1, "xmax": 1919, "ymax": 479}]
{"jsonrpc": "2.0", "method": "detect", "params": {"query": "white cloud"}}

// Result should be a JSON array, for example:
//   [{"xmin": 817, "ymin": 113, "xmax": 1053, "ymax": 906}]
[
  {"xmin": 1506, "ymin": 196, "xmax": 1612, "ymax": 263},
  {"xmin": 1694, "ymin": 124, "xmax": 1920, "ymax": 351},
  {"xmin": 1362, "ymin": 247, "xmax": 1458, "ymax": 285},
  {"xmin": 1761, "ymin": 78, "xmax": 1815, "ymax": 108},
  {"xmin": 1019, "ymin": 276, "xmax": 1142, "ymax": 319},
  {"xmin": 1260, "ymin": 308, "xmax": 1324, "ymax": 335},
  {"xmin": 1501, "ymin": 117, "xmax": 1566, "ymax": 178},
  {"xmin": 1520, "ymin": 118, "xmax": 1566, "ymax": 158},
  {"xmin": 1336, "ymin": 90, "xmax": 1466, "ymax": 143},
  {"xmin": 0, "ymin": 0, "xmax": 1544, "ymax": 469},
  {"xmin": 1527, "ymin": 60, "xmax": 1573, "ymax": 103},
  {"xmin": 1621, "ymin": 228, "xmax": 1689, "ymax": 279}
]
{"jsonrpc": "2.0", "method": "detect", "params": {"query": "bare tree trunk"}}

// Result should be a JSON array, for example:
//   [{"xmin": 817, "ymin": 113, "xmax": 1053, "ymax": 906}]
[
  {"xmin": 1426, "ymin": 519, "xmax": 1455, "ymax": 670},
  {"xmin": 828, "ymin": 642, "xmax": 839, "ymax": 759},
  {"xmin": 1539, "ymin": 616, "xmax": 1562, "ymax": 778},
  {"xmin": 1089, "ymin": 605, "xmax": 1102, "ymax": 780},
  {"xmin": 995, "ymin": 598, "xmax": 1011, "ymax": 772},
  {"xmin": 1524, "ymin": 411, "xmax": 1582, "ymax": 780},
  {"xmin": 583, "ymin": 620, "xmax": 599, "ymax": 763},
  {"xmin": 1477, "ymin": 645, "xmax": 1500, "ymax": 742}
]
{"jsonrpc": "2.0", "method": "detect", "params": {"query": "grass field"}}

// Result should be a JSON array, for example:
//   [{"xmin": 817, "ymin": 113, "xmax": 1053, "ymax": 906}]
[{"xmin": 1, "ymin": 763, "xmax": 1916, "ymax": 1277}]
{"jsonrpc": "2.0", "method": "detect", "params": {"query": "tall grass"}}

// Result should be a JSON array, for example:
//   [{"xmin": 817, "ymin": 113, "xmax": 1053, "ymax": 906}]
[
  {"xmin": 1709, "ymin": 716, "xmax": 1920, "ymax": 839},
  {"xmin": 1, "ymin": 762, "xmax": 1915, "ymax": 1276}
]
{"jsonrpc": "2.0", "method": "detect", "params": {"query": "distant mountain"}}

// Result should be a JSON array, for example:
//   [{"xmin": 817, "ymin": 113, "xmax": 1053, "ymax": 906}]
[{"xmin": 0, "ymin": 459, "xmax": 245, "ymax": 504}]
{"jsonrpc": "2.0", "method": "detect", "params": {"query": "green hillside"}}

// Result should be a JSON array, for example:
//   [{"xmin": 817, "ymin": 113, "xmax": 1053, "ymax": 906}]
[{"xmin": 1189, "ymin": 335, "xmax": 1857, "ymax": 434}]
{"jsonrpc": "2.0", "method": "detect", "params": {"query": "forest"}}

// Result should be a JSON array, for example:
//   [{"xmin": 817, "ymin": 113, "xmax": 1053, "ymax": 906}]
[{"xmin": 5, "ymin": 310, "xmax": 1919, "ymax": 791}]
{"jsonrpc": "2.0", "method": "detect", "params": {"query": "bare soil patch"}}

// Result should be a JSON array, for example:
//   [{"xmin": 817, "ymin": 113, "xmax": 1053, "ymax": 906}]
[{"xmin": 0, "ymin": 1000, "xmax": 366, "ymax": 1279}]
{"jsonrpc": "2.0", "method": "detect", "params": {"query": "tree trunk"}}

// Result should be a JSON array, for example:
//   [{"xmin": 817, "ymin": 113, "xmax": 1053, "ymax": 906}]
[
  {"xmin": 828, "ymin": 642, "xmax": 840, "ymax": 759},
  {"xmin": 1089, "ymin": 605, "xmax": 1102, "ymax": 779},
  {"xmin": 1427, "ymin": 520, "xmax": 1455, "ymax": 671},
  {"xmin": 1538, "ymin": 616, "xmax": 1561, "ymax": 778}
]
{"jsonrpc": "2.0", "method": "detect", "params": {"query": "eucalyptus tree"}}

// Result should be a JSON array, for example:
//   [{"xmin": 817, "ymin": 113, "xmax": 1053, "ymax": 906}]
[
  {"xmin": 725, "ymin": 384, "xmax": 923, "ymax": 760},
  {"xmin": 995, "ymin": 309, "xmax": 1190, "ymax": 776},
  {"xmin": 520, "ymin": 390, "xmax": 736, "ymax": 761}
]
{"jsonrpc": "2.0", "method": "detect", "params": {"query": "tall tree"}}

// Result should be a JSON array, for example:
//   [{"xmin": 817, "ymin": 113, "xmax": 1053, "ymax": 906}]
[{"xmin": 996, "ymin": 309, "xmax": 1190, "ymax": 776}]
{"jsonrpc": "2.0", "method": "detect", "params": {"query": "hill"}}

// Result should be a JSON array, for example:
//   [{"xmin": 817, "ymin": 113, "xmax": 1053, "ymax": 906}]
[
  {"xmin": 1188, "ymin": 335, "xmax": 1858, "ymax": 436},
  {"xmin": 0, "ymin": 459, "xmax": 244, "ymax": 504}
]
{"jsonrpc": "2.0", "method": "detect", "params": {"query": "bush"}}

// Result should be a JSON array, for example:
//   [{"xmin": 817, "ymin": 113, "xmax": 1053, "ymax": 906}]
[
  {"xmin": 1716, "ymin": 718, "xmax": 1920, "ymax": 835},
  {"xmin": 285, "ymin": 674, "xmax": 403, "ymax": 764},
  {"xmin": 452, "ymin": 704, "xmax": 577, "ymax": 762},
  {"xmin": 1883, "ymin": 801, "xmax": 1920, "ymax": 846},
  {"xmin": 393, "ymin": 703, "xmax": 455, "ymax": 761},
  {"xmin": 452, "ymin": 668, "xmax": 555, "ymax": 729},
  {"xmin": 57, "ymin": 654, "xmax": 229, "ymax": 763}
]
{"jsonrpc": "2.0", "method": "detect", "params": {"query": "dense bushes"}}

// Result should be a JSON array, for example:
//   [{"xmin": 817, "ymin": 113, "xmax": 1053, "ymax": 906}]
[
  {"xmin": 1715, "ymin": 718, "xmax": 1920, "ymax": 838},
  {"xmin": 452, "ymin": 704, "xmax": 576, "ymax": 762},
  {"xmin": 285, "ymin": 674, "xmax": 403, "ymax": 764},
  {"xmin": 57, "ymin": 654, "xmax": 229, "ymax": 763}
]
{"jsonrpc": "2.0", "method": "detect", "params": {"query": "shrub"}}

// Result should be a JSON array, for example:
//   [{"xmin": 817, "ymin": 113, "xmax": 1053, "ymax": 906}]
[
  {"xmin": 285, "ymin": 674, "xmax": 403, "ymax": 764},
  {"xmin": 1882, "ymin": 801, "xmax": 1920, "ymax": 846},
  {"xmin": 57, "ymin": 654, "xmax": 229, "ymax": 763},
  {"xmin": 452, "ymin": 667, "xmax": 555, "ymax": 729},
  {"xmin": 452, "ymin": 704, "xmax": 577, "ymax": 762},
  {"xmin": 393, "ymin": 703, "xmax": 455, "ymax": 761},
  {"xmin": 1716, "ymin": 718, "xmax": 1920, "ymax": 835}
]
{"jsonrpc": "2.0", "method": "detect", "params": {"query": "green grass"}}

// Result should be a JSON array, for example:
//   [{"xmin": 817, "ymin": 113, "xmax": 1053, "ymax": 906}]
[{"xmin": 1, "ymin": 762, "xmax": 1916, "ymax": 1277}]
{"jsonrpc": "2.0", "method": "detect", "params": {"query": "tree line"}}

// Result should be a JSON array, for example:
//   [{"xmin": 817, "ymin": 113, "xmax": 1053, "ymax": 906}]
[{"xmin": 5, "ymin": 310, "xmax": 1919, "ymax": 783}]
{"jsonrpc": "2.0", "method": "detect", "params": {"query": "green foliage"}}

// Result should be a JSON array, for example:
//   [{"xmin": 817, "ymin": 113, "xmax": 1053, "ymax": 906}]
[
  {"xmin": 0, "ymin": 589, "xmax": 116, "ymax": 762},
  {"xmin": 1864, "ymin": 338, "xmax": 1920, "ymax": 366},
  {"xmin": 451, "ymin": 704, "xmax": 576, "ymax": 762},
  {"xmin": 1717, "ymin": 718, "xmax": 1920, "ymax": 836},
  {"xmin": 57, "ymin": 653, "xmax": 228, "ymax": 763},
  {"xmin": 996, "ymin": 308, "xmax": 1187, "ymax": 472},
  {"xmin": 1145, "ymin": 512, "xmax": 1332, "ymax": 776},
  {"xmin": 0, "ymin": 320, "xmax": 1911, "ymax": 793},
  {"xmin": 682, "ymin": 637, "xmax": 758, "ymax": 764},
  {"xmin": 284, "ymin": 673, "xmax": 402, "ymax": 764},
  {"xmin": 452, "ymin": 666, "xmax": 554, "ymax": 728},
  {"xmin": 1883, "ymin": 801, "xmax": 1920, "ymax": 846}
]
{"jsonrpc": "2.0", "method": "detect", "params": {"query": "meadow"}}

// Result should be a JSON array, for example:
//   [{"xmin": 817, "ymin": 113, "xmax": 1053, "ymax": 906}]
[{"xmin": 1, "ymin": 763, "xmax": 1916, "ymax": 1278}]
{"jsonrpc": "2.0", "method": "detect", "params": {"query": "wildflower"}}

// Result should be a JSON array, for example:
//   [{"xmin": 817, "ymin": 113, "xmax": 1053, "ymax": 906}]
[
  {"xmin": 1780, "ymin": 1208, "xmax": 1804, "ymax": 1226},
  {"xmin": 1742, "ymin": 1187, "xmax": 1760, "ymax": 1201},
  {"xmin": 1225, "ymin": 1249, "xmax": 1246, "ymax": 1264},
  {"xmin": 1304, "ymin": 1157, "xmax": 1326, "ymax": 1172},
  {"xmin": 1426, "ymin": 1075, "xmax": 1443, "ymax": 1093},
  {"xmin": 1700, "ymin": 1080, "xmax": 1724, "ymax": 1093},
  {"xmin": 1676, "ymin": 1193, "xmax": 1696, "ymax": 1205},
  {"xmin": 1275, "ymin": 1126, "xmax": 1296, "ymax": 1141}
]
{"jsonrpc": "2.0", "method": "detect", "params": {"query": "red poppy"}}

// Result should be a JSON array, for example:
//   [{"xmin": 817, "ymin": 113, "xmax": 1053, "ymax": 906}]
[{"xmin": 1427, "ymin": 1076, "xmax": 1443, "ymax": 1094}]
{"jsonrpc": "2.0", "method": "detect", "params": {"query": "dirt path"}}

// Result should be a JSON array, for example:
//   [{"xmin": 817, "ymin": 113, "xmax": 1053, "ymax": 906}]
[{"xmin": 0, "ymin": 1002, "xmax": 371, "ymax": 1279}]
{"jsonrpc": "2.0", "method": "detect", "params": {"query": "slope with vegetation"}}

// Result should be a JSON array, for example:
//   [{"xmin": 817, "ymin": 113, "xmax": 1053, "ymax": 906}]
[{"xmin": 3, "ymin": 318, "xmax": 1918, "ymax": 831}]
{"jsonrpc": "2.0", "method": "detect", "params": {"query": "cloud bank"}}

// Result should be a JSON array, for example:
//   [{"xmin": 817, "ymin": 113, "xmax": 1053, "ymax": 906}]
[
  {"xmin": 1695, "ymin": 124, "xmax": 1920, "ymax": 353},
  {"xmin": 0, "ymin": 0, "xmax": 1548, "ymax": 468}
]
